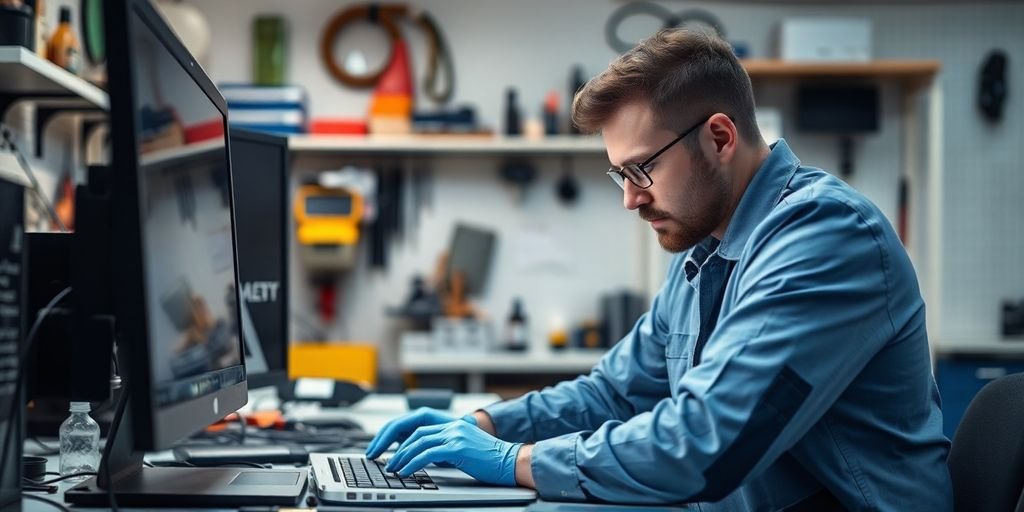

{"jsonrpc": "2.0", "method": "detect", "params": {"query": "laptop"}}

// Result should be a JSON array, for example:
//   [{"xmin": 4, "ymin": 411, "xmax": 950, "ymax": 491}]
[{"xmin": 309, "ymin": 453, "xmax": 537, "ymax": 506}]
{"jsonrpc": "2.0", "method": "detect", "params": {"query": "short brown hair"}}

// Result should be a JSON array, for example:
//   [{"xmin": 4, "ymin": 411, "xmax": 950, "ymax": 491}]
[{"xmin": 572, "ymin": 28, "xmax": 761, "ymax": 145}]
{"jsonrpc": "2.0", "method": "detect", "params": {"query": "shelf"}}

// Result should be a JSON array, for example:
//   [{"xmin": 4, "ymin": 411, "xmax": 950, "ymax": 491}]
[
  {"xmin": 289, "ymin": 134, "xmax": 607, "ymax": 155},
  {"xmin": 934, "ymin": 339, "xmax": 1024, "ymax": 356},
  {"xmin": 400, "ymin": 349, "xmax": 605, "ymax": 374},
  {"xmin": 0, "ymin": 46, "xmax": 108, "ymax": 111},
  {"xmin": 741, "ymin": 59, "xmax": 941, "ymax": 84}
]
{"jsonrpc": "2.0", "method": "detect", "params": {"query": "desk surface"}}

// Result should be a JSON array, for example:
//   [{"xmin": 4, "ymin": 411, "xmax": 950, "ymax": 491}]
[{"xmin": 21, "ymin": 393, "xmax": 685, "ymax": 511}]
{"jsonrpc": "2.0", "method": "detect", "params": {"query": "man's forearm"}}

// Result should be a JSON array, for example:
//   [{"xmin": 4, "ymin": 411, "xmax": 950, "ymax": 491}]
[{"xmin": 514, "ymin": 444, "xmax": 535, "ymax": 489}]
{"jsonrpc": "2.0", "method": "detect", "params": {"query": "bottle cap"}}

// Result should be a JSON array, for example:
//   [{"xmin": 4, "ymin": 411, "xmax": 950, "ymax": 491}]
[
  {"xmin": 69, "ymin": 401, "xmax": 91, "ymax": 413},
  {"xmin": 59, "ymin": 6, "xmax": 71, "ymax": 24}
]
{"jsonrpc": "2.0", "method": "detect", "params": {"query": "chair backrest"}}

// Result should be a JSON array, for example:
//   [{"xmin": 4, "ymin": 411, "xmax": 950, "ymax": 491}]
[{"xmin": 948, "ymin": 371, "xmax": 1024, "ymax": 512}]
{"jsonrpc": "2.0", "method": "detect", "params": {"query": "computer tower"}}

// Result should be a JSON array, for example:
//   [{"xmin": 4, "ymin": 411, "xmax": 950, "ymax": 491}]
[{"xmin": 0, "ymin": 173, "xmax": 26, "ymax": 509}]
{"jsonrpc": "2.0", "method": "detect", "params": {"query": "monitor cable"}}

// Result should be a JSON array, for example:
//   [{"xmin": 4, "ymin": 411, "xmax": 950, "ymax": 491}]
[
  {"xmin": 100, "ymin": 377, "xmax": 129, "ymax": 512},
  {"xmin": 0, "ymin": 286, "xmax": 73, "ymax": 493},
  {"xmin": 0, "ymin": 125, "xmax": 69, "ymax": 232}
]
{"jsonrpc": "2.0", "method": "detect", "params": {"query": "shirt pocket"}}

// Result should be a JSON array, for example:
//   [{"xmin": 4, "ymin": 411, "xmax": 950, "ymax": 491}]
[
  {"xmin": 666, "ymin": 332, "xmax": 696, "ymax": 359},
  {"xmin": 666, "ymin": 333, "xmax": 695, "ymax": 386}
]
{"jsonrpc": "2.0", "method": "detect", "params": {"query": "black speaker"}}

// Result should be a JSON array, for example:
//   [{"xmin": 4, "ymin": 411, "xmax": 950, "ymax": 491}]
[{"xmin": 978, "ymin": 49, "xmax": 1008, "ymax": 123}]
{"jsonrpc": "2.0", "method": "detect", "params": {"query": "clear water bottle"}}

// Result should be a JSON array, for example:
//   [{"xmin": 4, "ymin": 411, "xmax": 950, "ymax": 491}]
[{"xmin": 59, "ymin": 401, "xmax": 101, "ymax": 480}]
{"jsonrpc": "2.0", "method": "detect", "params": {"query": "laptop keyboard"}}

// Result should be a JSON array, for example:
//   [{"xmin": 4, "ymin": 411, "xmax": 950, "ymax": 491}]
[{"xmin": 329, "ymin": 456, "xmax": 438, "ymax": 490}]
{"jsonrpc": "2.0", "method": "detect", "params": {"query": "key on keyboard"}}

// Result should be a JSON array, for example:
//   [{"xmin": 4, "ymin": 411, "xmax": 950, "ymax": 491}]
[{"xmin": 336, "ymin": 457, "xmax": 437, "ymax": 490}]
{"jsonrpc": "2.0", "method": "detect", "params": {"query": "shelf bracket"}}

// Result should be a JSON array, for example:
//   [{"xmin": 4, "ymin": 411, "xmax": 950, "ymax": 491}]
[
  {"xmin": 35, "ymin": 106, "xmax": 106, "ymax": 157},
  {"xmin": 81, "ymin": 118, "xmax": 109, "ymax": 155},
  {"xmin": 0, "ymin": 92, "xmax": 79, "ymax": 121}
]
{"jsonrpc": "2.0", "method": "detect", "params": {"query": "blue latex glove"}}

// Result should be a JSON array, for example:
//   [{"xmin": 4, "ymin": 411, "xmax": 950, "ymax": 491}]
[
  {"xmin": 385, "ymin": 420, "xmax": 522, "ymax": 486},
  {"xmin": 365, "ymin": 407, "xmax": 477, "ymax": 460}
]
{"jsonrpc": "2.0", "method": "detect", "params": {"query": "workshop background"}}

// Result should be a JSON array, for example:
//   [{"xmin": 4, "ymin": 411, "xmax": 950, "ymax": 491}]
[{"xmin": 5, "ymin": 1, "xmax": 1023, "ymax": 411}]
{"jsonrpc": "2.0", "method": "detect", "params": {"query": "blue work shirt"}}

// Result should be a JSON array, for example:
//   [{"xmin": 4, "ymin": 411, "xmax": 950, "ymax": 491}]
[{"xmin": 484, "ymin": 140, "xmax": 952, "ymax": 510}]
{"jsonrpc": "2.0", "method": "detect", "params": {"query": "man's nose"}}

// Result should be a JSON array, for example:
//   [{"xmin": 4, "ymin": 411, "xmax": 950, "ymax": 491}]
[{"xmin": 623, "ymin": 180, "xmax": 650, "ymax": 210}]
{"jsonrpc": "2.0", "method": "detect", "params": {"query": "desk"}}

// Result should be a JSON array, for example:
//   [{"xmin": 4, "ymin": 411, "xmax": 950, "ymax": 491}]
[{"xmin": 20, "ymin": 393, "xmax": 685, "ymax": 511}]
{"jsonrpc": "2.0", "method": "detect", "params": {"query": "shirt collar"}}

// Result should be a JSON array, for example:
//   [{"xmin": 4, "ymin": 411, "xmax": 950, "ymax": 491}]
[
  {"xmin": 717, "ymin": 138, "xmax": 801, "ymax": 260},
  {"xmin": 684, "ymin": 237, "xmax": 720, "ymax": 282}
]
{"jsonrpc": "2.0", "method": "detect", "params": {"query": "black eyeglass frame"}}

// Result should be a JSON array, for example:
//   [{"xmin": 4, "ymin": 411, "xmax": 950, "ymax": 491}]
[{"xmin": 606, "ymin": 115, "xmax": 713, "ymax": 190}]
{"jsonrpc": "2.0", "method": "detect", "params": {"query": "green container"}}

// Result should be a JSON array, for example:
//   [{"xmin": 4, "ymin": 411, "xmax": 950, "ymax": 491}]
[{"xmin": 253, "ymin": 15, "xmax": 286, "ymax": 86}]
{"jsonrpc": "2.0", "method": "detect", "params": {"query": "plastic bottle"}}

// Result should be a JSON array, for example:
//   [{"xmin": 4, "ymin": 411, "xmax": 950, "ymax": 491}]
[
  {"xmin": 59, "ymin": 401, "xmax": 101, "ymax": 479},
  {"xmin": 504, "ymin": 298, "xmax": 528, "ymax": 351},
  {"xmin": 47, "ymin": 6, "xmax": 81, "ymax": 74}
]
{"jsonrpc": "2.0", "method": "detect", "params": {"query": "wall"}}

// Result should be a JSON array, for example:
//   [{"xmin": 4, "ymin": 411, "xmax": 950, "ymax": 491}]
[{"xmin": 178, "ymin": 0, "xmax": 1024, "ymax": 368}]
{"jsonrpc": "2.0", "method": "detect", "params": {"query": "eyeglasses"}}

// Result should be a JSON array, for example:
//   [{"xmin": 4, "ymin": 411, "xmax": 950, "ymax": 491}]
[{"xmin": 606, "ymin": 116, "xmax": 710, "ymax": 190}]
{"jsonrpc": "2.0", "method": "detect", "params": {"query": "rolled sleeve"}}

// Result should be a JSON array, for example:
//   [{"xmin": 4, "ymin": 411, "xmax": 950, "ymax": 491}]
[
  {"xmin": 532, "ymin": 433, "xmax": 588, "ymax": 501},
  {"xmin": 482, "ymin": 399, "xmax": 536, "ymax": 442}
]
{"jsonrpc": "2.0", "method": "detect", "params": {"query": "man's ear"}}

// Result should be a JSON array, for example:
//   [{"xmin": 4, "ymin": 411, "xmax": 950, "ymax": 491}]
[{"xmin": 703, "ymin": 113, "xmax": 738, "ymax": 164}]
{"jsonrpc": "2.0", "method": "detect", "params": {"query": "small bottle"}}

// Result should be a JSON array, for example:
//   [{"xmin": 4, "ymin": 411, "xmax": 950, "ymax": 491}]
[
  {"xmin": 47, "ymin": 6, "xmax": 81, "ymax": 74},
  {"xmin": 504, "ymin": 88, "xmax": 522, "ymax": 136},
  {"xmin": 543, "ymin": 90, "xmax": 559, "ymax": 136},
  {"xmin": 59, "ymin": 401, "xmax": 101, "ymax": 480},
  {"xmin": 504, "ymin": 298, "xmax": 528, "ymax": 352}
]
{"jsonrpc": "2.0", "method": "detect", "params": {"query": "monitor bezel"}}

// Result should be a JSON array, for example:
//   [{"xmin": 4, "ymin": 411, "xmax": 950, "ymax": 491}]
[{"xmin": 107, "ymin": 0, "xmax": 247, "ymax": 451}]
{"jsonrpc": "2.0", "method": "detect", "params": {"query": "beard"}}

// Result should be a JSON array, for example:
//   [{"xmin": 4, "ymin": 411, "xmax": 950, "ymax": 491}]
[{"xmin": 640, "ymin": 151, "xmax": 730, "ymax": 253}]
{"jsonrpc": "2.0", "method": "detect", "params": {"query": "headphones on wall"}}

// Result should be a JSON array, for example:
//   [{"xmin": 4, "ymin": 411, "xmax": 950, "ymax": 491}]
[{"xmin": 978, "ymin": 49, "xmax": 1008, "ymax": 123}]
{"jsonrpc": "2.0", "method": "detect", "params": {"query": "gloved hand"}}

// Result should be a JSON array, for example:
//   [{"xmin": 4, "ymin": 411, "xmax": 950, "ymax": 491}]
[
  {"xmin": 385, "ymin": 420, "xmax": 522, "ymax": 487},
  {"xmin": 365, "ymin": 407, "xmax": 477, "ymax": 460}
]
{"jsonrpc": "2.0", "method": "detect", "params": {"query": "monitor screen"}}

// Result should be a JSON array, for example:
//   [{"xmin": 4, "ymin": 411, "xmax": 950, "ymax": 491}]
[{"xmin": 131, "ymin": 8, "xmax": 243, "ymax": 409}]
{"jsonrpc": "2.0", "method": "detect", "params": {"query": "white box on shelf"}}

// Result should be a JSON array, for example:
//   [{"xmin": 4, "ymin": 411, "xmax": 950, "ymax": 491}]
[
  {"xmin": 430, "ymin": 317, "xmax": 495, "ymax": 353},
  {"xmin": 780, "ymin": 17, "xmax": 872, "ymax": 62}
]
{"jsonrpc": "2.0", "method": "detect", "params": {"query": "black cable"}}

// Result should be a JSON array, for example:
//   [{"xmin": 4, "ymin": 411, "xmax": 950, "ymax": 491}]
[
  {"xmin": 22, "ymin": 493, "xmax": 72, "ymax": 512},
  {"xmin": 604, "ymin": 2, "xmax": 727, "ymax": 54},
  {"xmin": 0, "ymin": 125, "xmax": 69, "ymax": 232},
  {"xmin": 101, "ymin": 379, "xmax": 129, "ymax": 512},
  {"xmin": 33, "ymin": 471, "xmax": 98, "ymax": 485},
  {"xmin": 415, "ymin": 11, "xmax": 455, "ymax": 104},
  {"xmin": 0, "ymin": 286, "xmax": 72, "ymax": 492},
  {"xmin": 237, "ymin": 412, "xmax": 247, "ymax": 445}
]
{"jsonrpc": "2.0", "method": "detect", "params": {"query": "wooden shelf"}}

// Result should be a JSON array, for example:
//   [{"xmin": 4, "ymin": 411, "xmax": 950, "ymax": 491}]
[
  {"xmin": 741, "ymin": 59, "xmax": 941, "ymax": 83},
  {"xmin": 0, "ymin": 46, "xmax": 108, "ymax": 110},
  {"xmin": 289, "ymin": 134, "xmax": 606, "ymax": 155}
]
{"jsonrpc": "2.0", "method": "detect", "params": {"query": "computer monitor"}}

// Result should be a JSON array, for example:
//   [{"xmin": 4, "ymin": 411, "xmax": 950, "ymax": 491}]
[
  {"xmin": 64, "ymin": 0, "xmax": 304, "ymax": 505},
  {"xmin": 229, "ymin": 129, "xmax": 289, "ymax": 389}
]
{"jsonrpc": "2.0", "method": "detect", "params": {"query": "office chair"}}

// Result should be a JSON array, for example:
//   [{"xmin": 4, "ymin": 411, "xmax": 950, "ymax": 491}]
[{"xmin": 947, "ymin": 372, "xmax": 1024, "ymax": 512}]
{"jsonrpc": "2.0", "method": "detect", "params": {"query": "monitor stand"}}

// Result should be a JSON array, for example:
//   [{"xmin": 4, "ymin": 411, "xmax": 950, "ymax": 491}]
[{"xmin": 64, "ymin": 389, "xmax": 307, "ymax": 507}]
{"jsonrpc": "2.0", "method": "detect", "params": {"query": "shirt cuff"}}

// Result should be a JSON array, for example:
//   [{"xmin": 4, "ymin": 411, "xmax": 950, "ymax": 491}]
[
  {"xmin": 532, "ymin": 433, "xmax": 587, "ymax": 501},
  {"xmin": 482, "ymin": 399, "xmax": 534, "ymax": 442}
]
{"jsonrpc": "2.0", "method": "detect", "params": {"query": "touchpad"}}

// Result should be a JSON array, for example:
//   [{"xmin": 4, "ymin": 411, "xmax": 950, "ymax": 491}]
[{"xmin": 230, "ymin": 471, "xmax": 302, "ymax": 486}]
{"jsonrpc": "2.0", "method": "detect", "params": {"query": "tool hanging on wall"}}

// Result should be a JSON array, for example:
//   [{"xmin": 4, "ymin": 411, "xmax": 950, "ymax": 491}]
[
  {"xmin": 294, "ymin": 180, "xmax": 366, "ymax": 324},
  {"xmin": 319, "ymin": 3, "xmax": 455, "ymax": 104},
  {"xmin": 604, "ymin": 2, "xmax": 727, "ymax": 54}
]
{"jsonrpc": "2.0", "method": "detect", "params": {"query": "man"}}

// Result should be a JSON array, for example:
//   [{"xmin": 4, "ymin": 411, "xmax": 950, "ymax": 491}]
[{"xmin": 366, "ymin": 29, "xmax": 952, "ymax": 510}]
